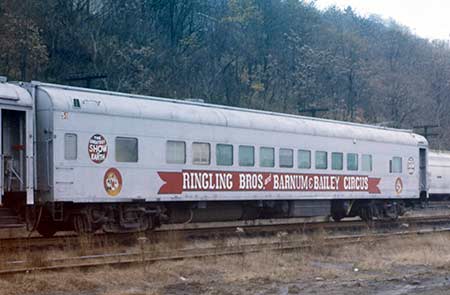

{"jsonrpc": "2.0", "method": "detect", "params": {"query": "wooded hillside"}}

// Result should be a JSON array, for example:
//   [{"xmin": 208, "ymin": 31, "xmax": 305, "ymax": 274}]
[{"xmin": 2, "ymin": 0, "xmax": 450, "ymax": 147}]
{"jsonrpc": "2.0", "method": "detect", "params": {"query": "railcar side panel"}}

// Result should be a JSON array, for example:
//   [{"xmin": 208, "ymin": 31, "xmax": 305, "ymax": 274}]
[
  {"xmin": 428, "ymin": 150, "xmax": 450, "ymax": 196},
  {"xmin": 50, "ymin": 110, "xmax": 422, "ymax": 203}
]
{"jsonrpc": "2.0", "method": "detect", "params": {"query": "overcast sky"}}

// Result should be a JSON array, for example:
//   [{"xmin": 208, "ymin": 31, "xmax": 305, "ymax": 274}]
[{"xmin": 312, "ymin": 0, "xmax": 450, "ymax": 40}]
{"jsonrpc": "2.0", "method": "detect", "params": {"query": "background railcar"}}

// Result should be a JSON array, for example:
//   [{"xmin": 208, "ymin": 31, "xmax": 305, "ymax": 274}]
[
  {"xmin": 428, "ymin": 150, "xmax": 450, "ymax": 200},
  {"xmin": 0, "ymin": 78, "xmax": 430, "ymax": 236}
]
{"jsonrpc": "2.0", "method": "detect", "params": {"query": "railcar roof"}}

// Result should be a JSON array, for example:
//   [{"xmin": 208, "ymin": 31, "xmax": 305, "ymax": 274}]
[
  {"xmin": 429, "ymin": 150, "xmax": 450, "ymax": 162},
  {"xmin": 0, "ymin": 80, "xmax": 33, "ymax": 107},
  {"xmin": 33, "ymin": 82, "xmax": 427, "ymax": 146}
]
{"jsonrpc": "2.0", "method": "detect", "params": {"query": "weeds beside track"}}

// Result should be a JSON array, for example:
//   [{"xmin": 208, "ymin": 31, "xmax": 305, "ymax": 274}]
[
  {"xmin": 2, "ymin": 214, "xmax": 450, "ymax": 251},
  {"xmin": 1, "ymin": 215, "xmax": 450, "ymax": 275}
]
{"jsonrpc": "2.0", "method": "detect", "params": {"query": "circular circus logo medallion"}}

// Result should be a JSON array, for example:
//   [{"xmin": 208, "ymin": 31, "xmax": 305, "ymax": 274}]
[
  {"xmin": 407, "ymin": 157, "xmax": 415, "ymax": 175},
  {"xmin": 88, "ymin": 134, "xmax": 108, "ymax": 164},
  {"xmin": 104, "ymin": 168, "xmax": 122, "ymax": 197},
  {"xmin": 395, "ymin": 177, "xmax": 403, "ymax": 194}
]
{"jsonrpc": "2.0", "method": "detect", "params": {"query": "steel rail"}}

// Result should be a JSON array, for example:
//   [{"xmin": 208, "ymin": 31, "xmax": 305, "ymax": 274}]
[
  {"xmin": 1, "ymin": 214, "xmax": 450, "ymax": 251},
  {"xmin": 1, "ymin": 226, "xmax": 450, "ymax": 276}
]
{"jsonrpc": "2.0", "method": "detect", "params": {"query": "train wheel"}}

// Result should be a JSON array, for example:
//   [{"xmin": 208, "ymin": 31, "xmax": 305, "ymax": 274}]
[
  {"xmin": 137, "ymin": 214, "xmax": 150, "ymax": 232},
  {"xmin": 36, "ymin": 221, "xmax": 57, "ymax": 238},
  {"xmin": 331, "ymin": 212, "xmax": 345, "ymax": 222},
  {"xmin": 384, "ymin": 203, "xmax": 399, "ymax": 220},
  {"xmin": 73, "ymin": 215, "xmax": 94, "ymax": 235},
  {"xmin": 331, "ymin": 200, "xmax": 351, "ymax": 222},
  {"xmin": 360, "ymin": 206, "xmax": 374, "ymax": 222}
]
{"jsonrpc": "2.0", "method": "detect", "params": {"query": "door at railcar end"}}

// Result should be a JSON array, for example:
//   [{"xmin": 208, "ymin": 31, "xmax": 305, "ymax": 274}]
[
  {"xmin": 419, "ymin": 148, "xmax": 427, "ymax": 199},
  {"xmin": 1, "ymin": 109, "xmax": 34, "ymax": 207},
  {"xmin": 0, "ymin": 80, "xmax": 34, "ymax": 209},
  {"xmin": 0, "ymin": 80, "xmax": 35, "ymax": 228}
]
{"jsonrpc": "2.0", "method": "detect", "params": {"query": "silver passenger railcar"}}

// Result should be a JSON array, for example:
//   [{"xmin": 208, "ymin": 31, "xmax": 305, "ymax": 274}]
[
  {"xmin": 428, "ymin": 150, "xmax": 450, "ymax": 199},
  {"xmin": 0, "ymin": 78, "xmax": 429, "ymax": 236}
]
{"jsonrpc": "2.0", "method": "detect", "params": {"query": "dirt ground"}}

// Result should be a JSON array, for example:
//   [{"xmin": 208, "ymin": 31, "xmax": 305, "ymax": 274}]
[{"xmin": 1, "ymin": 233, "xmax": 450, "ymax": 295}]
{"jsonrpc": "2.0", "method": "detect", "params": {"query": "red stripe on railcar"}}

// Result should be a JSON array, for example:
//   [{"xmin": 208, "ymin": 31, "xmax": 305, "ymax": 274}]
[{"xmin": 158, "ymin": 170, "xmax": 381, "ymax": 195}]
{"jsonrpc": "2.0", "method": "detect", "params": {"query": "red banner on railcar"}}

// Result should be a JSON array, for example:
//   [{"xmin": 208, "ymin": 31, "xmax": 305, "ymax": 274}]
[{"xmin": 157, "ymin": 170, "xmax": 381, "ymax": 194}]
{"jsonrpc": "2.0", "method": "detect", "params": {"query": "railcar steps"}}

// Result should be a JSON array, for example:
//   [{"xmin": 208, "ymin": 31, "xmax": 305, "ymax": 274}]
[{"xmin": 0, "ymin": 207, "xmax": 24, "ymax": 228}]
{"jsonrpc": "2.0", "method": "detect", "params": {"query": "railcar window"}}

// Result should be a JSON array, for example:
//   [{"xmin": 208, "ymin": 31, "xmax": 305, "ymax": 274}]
[
  {"xmin": 216, "ymin": 144, "xmax": 233, "ymax": 166},
  {"xmin": 315, "ymin": 151, "xmax": 328, "ymax": 169},
  {"xmin": 116, "ymin": 137, "xmax": 138, "ymax": 162},
  {"xmin": 193, "ymin": 142, "xmax": 210, "ymax": 165},
  {"xmin": 362, "ymin": 154, "xmax": 373, "ymax": 172},
  {"xmin": 391, "ymin": 157, "xmax": 402, "ymax": 173},
  {"xmin": 298, "ymin": 150, "xmax": 311, "ymax": 169},
  {"xmin": 260, "ymin": 147, "xmax": 275, "ymax": 167},
  {"xmin": 239, "ymin": 145, "xmax": 255, "ymax": 166},
  {"xmin": 280, "ymin": 148, "xmax": 293, "ymax": 168},
  {"xmin": 331, "ymin": 152, "xmax": 343, "ymax": 170},
  {"xmin": 64, "ymin": 133, "xmax": 77, "ymax": 160},
  {"xmin": 166, "ymin": 141, "xmax": 186, "ymax": 164},
  {"xmin": 347, "ymin": 153, "xmax": 358, "ymax": 171}
]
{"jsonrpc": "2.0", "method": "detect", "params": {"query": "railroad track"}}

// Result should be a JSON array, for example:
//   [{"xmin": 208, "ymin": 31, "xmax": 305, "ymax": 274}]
[
  {"xmin": 1, "ymin": 214, "xmax": 450, "ymax": 251},
  {"xmin": 421, "ymin": 201, "xmax": 450, "ymax": 210},
  {"xmin": 1, "ymin": 224, "xmax": 450, "ymax": 276},
  {"xmin": 2, "ymin": 201, "xmax": 449, "ymax": 246}
]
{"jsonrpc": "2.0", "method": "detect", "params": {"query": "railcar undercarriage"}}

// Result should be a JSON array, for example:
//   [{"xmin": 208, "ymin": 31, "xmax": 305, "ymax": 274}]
[
  {"xmin": 26, "ymin": 203, "xmax": 164, "ymax": 237},
  {"xmin": 8, "ymin": 198, "xmax": 412, "ymax": 237},
  {"xmin": 331, "ymin": 199, "xmax": 407, "ymax": 221}
]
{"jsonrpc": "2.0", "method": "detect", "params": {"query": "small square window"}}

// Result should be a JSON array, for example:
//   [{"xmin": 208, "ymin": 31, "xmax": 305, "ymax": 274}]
[
  {"xmin": 391, "ymin": 157, "xmax": 402, "ymax": 173},
  {"xmin": 239, "ymin": 145, "xmax": 254, "ymax": 166},
  {"xmin": 347, "ymin": 153, "xmax": 358, "ymax": 171},
  {"xmin": 193, "ymin": 142, "xmax": 210, "ymax": 165},
  {"xmin": 332, "ymin": 152, "xmax": 343, "ymax": 170},
  {"xmin": 217, "ymin": 144, "xmax": 233, "ymax": 166},
  {"xmin": 64, "ymin": 133, "xmax": 77, "ymax": 160},
  {"xmin": 166, "ymin": 141, "xmax": 186, "ymax": 164},
  {"xmin": 298, "ymin": 150, "xmax": 311, "ymax": 169},
  {"xmin": 260, "ymin": 147, "xmax": 274, "ymax": 167},
  {"xmin": 362, "ymin": 154, "xmax": 373, "ymax": 172},
  {"xmin": 315, "ymin": 151, "xmax": 328, "ymax": 169},
  {"xmin": 279, "ymin": 148, "xmax": 293, "ymax": 168},
  {"xmin": 116, "ymin": 137, "xmax": 138, "ymax": 162}
]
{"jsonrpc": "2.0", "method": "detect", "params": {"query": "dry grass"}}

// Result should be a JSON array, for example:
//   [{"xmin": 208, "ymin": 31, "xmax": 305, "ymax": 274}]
[
  {"xmin": 158, "ymin": 230, "xmax": 187, "ymax": 250},
  {"xmin": 1, "ymin": 231, "xmax": 450, "ymax": 294},
  {"xmin": 347, "ymin": 234, "xmax": 450, "ymax": 270}
]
